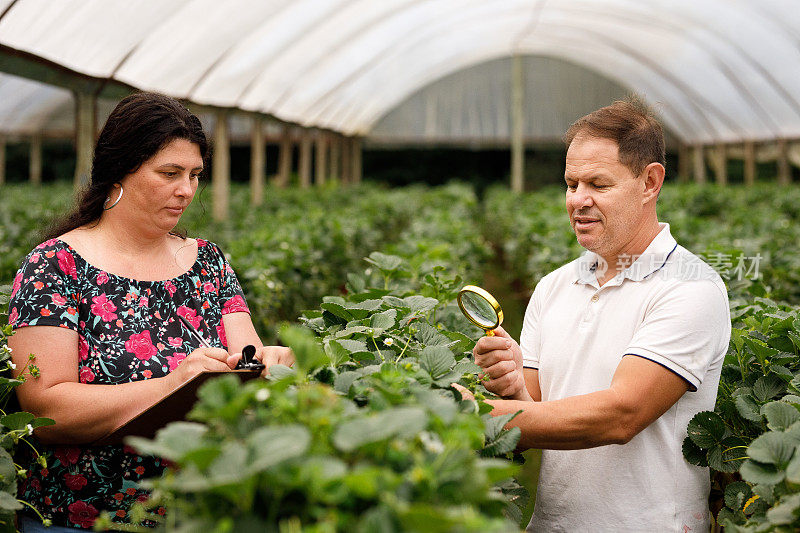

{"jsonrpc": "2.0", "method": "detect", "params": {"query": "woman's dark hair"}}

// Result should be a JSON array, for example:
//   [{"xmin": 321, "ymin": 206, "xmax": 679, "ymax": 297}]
[{"xmin": 44, "ymin": 92, "xmax": 209, "ymax": 240}]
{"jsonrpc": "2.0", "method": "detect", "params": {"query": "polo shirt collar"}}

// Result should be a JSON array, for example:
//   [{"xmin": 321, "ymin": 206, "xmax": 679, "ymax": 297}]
[{"xmin": 574, "ymin": 223, "xmax": 678, "ymax": 285}]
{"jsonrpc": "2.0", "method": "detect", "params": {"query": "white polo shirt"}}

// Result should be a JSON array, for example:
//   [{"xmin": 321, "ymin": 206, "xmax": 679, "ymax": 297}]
[{"xmin": 520, "ymin": 223, "xmax": 730, "ymax": 533}]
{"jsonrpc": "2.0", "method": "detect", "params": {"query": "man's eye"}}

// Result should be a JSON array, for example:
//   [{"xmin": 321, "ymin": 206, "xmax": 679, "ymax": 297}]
[
  {"xmin": 566, "ymin": 184, "xmax": 577, "ymax": 190},
  {"xmin": 190, "ymin": 173, "xmax": 201, "ymax": 180},
  {"xmin": 163, "ymin": 171, "xmax": 178, "ymax": 177}
]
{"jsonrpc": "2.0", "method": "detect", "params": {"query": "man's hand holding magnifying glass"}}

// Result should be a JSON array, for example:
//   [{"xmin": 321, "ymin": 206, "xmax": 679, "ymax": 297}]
[{"xmin": 473, "ymin": 327, "xmax": 531, "ymax": 401}]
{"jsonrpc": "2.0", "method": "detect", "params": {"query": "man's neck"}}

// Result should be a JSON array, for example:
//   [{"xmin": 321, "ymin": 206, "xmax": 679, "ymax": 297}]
[{"xmin": 597, "ymin": 219, "xmax": 662, "ymax": 286}]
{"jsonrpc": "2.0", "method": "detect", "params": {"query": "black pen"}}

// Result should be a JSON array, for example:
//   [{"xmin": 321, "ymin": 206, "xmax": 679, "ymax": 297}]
[{"xmin": 177, "ymin": 314, "xmax": 212, "ymax": 348}]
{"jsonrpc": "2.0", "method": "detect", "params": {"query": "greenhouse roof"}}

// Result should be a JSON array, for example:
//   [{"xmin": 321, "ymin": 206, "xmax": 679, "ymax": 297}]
[{"xmin": 1, "ymin": 0, "xmax": 799, "ymax": 144}]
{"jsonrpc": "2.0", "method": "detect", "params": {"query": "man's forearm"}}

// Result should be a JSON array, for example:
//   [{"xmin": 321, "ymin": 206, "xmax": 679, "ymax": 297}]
[{"xmin": 487, "ymin": 387, "xmax": 638, "ymax": 450}]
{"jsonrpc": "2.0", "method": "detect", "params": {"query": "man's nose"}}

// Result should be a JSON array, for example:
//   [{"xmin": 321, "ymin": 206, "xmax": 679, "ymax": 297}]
[{"xmin": 570, "ymin": 183, "xmax": 595, "ymax": 208}]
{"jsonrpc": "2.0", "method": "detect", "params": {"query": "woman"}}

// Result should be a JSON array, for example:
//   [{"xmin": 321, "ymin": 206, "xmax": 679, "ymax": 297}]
[{"xmin": 7, "ymin": 92, "xmax": 293, "ymax": 531}]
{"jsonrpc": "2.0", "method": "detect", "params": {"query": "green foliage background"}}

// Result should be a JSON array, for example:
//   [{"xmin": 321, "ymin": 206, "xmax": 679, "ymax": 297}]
[{"xmin": 2, "ymin": 181, "xmax": 800, "ymax": 530}]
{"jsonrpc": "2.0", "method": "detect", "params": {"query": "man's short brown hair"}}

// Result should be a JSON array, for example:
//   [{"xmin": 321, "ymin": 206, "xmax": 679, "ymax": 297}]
[{"xmin": 565, "ymin": 98, "xmax": 666, "ymax": 176}]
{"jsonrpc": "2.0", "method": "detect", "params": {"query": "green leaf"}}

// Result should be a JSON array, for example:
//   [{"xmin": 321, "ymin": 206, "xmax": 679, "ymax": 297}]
[
  {"xmin": 267, "ymin": 364, "xmax": 296, "ymax": 380},
  {"xmin": 414, "ymin": 322, "xmax": 450, "ymax": 346},
  {"xmin": 766, "ymin": 493, "xmax": 800, "ymax": 525},
  {"xmin": 325, "ymin": 340, "xmax": 350, "ymax": 367},
  {"xmin": 419, "ymin": 346, "xmax": 456, "ymax": 379},
  {"xmin": 337, "ymin": 339, "xmax": 368, "ymax": 354},
  {"xmin": 370, "ymin": 309, "xmax": 397, "ymax": 332},
  {"xmin": 748, "ymin": 432, "xmax": 796, "ymax": 466},
  {"xmin": 452, "ymin": 360, "xmax": 482, "ymax": 376},
  {"xmin": 708, "ymin": 436, "xmax": 748, "ymax": 473},
  {"xmin": 365, "ymin": 252, "xmax": 404, "ymax": 272},
  {"xmin": 126, "ymin": 422, "xmax": 208, "ymax": 461},
  {"xmin": 280, "ymin": 324, "xmax": 329, "ymax": 371},
  {"xmin": 745, "ymin": 336, "xmax": 779, "ymax": 365},
  {"xmin": 481, "ymin": 427, "xmax": 521, "ymax": 457},
  {"xmin": 334, "ymin": 371, "xmax": 360, "ymax": 394},
  {"xmin": 0, "ymin": 491, "xmax": 21, "ymax": 512},
  {"xmin": 482, "ymin": 411, "xmax": 521, "ymax": 442},
  {"xmin": 332, "ymin": 407, "xmax": 428, "ymax": 452},
  {"xmin": 682, "ymin": 436, "xmax": 708, "ymax": 467},
  {"xmin": 724, "ymin": 481, "xmax": 752, "ymax": 511},
  {"xmin": 735, "ymin": 394, "xmax": 762, "ymax": 422},
  {"xmin": 740, "ymin": 459, "xmax": 785, "ymax": 485},
  {"xmin": 247, "ymin": 425, "xmax": 311, "ymax": 471},
  {"xmin": 687, "ymin": 411, "xmax": 727, "ymax": 449},
  {"xmin": 753, "ymin": 374, "xmax": 786, "ymax": 403},
  {"xmin": 403, "ymin": 295, "xmax": 439, "ymax": 313},
  {"xmin": 0, "ymin": 449, "xmax": 15, "ymax": 490},
  {"xmin": 0, "ymin": 412, "xmax": 33, "ymax": 431},
  {"xmin": 762, "ymin": 401, "xmax": 800, "ymax": 431},
  {"xmin": 785, "ymin": 451, "xmax": 800, "ymax": 484}
]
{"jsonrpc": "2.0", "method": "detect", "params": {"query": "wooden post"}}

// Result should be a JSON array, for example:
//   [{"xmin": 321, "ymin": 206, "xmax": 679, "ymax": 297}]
[
  {"xmin": 341, "ymin": 136, "xmax": 352, "ymax": 184},
  {"xmin": 212, "ymin": 111, "xmax": 230, "ymax": 221},
  {"xmin": 777, "ymin": 139, "xmax": 791, "ymax": 185},
  {"xmin": 29, "ymin": 135, "xmax": 42, "ymax": 185},
  {"xmin": 677, "ymin": 144, "xmax": 690, "ymax": 183},
  {"xmin": 693, "ymin": 145, "xmax": 707, "ymax": 183},
  {"xmin": 315, "ymin": 131, "xmax": 328, "ymax": 186},
  {"xmin": 299, "ymin": 130, "xmax": 312, "ymax": 188},
  {"xmin": 330, "ymin": 134, "xmax": 341, "ymax": 183},
  {"xmin": 712, "ymin": 143, "xmax": 727, "ymax": 185},
  {"xmin": 510, "ymin": 54, "xmax": 525, "ymax": 192},
  {"xmin": 743, "ymin": 141, "xmax": 756, "ymax": 186},
  {"xmin": 74, "ymin": 91, "xmax": 96, "ymax": 188},
  {"xmin": 250, "ymin": 116, "xmax": 266, "ymax": 206},
  {"xmin": 351, "ymin": 137, "xmax": 362, "ymax": 184},
  {"xmin": 0, "ymin": 135, "xmax": 6, "ymax": 186},
  {"xmin": 276, "ymin": 125, "xmax": 292, "ymax": 188}
]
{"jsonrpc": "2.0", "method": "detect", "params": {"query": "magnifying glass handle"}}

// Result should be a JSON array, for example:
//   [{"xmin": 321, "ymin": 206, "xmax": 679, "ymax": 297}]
[{"xmin": 486, "ymin": 329, "xmax": 495, "ymax": 337}]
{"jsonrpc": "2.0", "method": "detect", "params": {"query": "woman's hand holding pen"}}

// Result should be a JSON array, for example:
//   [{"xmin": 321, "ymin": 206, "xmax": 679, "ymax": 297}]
[{"xmin": 164, "ymin": 347, "xmax": 241, "ymax": 389}]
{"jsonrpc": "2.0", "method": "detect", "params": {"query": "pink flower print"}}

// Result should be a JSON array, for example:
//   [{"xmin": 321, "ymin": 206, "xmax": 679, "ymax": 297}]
[
  {"xmin": 29, "ymin": 252, "xmax": 40, "ymax": 264},
  {"xmin": 11, "ymin": 273, "xmax": 22, "ymax": 299},
  {"xmin": 56, "ymin": 249, "xmax": 77, "ymax": 280},
  {"xmin": 168, "ymin": 337, "xmax": 183, "ymax": 347},
  {"xmin": 79, "ymin": 366, "xmax": 95, "ymax": 383},
  {"xmin": 164, "ymin": 280, "xmax": 177, "ymax": 296},
  {"xmin": 222, "ymin": 295, "xmax": 249, "ymax": 314},
  {"xmin": 8, "ymin": 308, "xmax": 18, "ymax": 326},
  {"xmin": 167, "ymin": 352, "xmax": 187, "ymax": 372},
  {"xmin": 96, "ymin": 271, "xmax": 109, "ymax": 285},
  {"xmin": 90, "ymin": 294, "xmax": 118, "ymax": 322},
  {"xmin": 139, "ymin": 296, "xmax": 149, "ymax": 307},
  {"xmin": 51, "ymin": 293, "xmax": 67, "ymax": 306},
  {"xmin": 54, "ymin": 447, "xmax": 81, "ymax": 466},
  {"xmin": 202, "ymin": 282, "xmax": 216, "ymax": 294},
  {"xmin": 37, "ymin": 239, "xmax": 57, "ymax": 249},
  {"xmin": 177, "ymin": 305, "xmax": 202, "ymax": 329},
  {"xmin": 216, "ymin": 323, "xmax": 227, "ymax": 347},
  {"xmin": 64, "ymin": 473, "xmax": 88, "ymax": 491},
  {"xmin": 68, "ymin": 500, "xmax": 98, "ymax": 529},
  {"xmin": 196, "ymin": 239, "xmax": 208, "ymax": 247},
  {"xmin": 78, "ymin": 335, "xmax": 89, "ymax": 361},
  {"xmin": 126, "ymin": 331, "xmax": 158, "ymax": 361}
]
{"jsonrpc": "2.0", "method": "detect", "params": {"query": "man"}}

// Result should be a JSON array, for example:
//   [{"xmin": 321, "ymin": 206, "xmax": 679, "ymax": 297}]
[{"xmin": 472, "ymin": 100, "xmax": 731, "ymax": 532}]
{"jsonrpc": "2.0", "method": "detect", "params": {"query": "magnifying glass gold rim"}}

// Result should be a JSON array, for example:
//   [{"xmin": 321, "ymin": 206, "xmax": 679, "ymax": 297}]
[{"xmin": 457, "ymin": 285, "xmax": 504, "ymax": 332}]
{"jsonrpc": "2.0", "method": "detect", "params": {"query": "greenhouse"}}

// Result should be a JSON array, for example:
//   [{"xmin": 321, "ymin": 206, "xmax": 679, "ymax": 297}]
[{"xmin": 1, "ymin": 1, "xmax": 800, "ymax": 531}]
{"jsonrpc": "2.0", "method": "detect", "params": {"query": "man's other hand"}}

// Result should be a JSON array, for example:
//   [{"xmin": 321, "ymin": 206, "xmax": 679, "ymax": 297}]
[{"xmin": 473, "ymin": 327, "xmax": 531, "ymax": 401}]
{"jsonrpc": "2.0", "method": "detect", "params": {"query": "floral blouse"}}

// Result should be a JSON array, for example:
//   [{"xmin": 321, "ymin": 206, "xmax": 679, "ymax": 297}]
[{"xmin": 9, "ymin": 238, "xmax": 250, "ymax": 529}]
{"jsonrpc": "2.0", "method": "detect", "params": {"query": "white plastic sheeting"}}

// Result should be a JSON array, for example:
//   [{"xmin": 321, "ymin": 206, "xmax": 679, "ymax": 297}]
[
  {"xmin": 1, "ymin": 0, "xmax": 799, "ymax": 144},
  {"xmin": 369, "ymin": 56, "xmax": 633, "ymax": 145}
]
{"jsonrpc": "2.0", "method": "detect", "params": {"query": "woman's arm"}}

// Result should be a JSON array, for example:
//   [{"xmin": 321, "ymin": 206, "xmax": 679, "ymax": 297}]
[{"xmin": 9, "ymin": 325, "xmax": 238, "ymax": 444}]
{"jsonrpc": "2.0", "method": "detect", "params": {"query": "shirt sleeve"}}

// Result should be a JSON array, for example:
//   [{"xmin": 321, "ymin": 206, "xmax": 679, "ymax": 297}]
[
  {"xmin": 8, "ymin": 243, "xmax": 81, "ymax": 332},
  {"xmin": 207, "ymin": 241, "xmax": 250, "ymax": 316},
  {"xmin": 520, "ymin": 285, "xmax": 543, "ymax": 369},
  {"xmin": 624, "ymin": 279, "xmax": 731, "ymax": 392}
]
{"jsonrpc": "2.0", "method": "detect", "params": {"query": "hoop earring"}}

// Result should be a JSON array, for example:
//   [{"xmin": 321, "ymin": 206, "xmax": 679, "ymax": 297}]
[{"xmin": 104, "ymin": 185, "xmax": 124, "ymax": 210}]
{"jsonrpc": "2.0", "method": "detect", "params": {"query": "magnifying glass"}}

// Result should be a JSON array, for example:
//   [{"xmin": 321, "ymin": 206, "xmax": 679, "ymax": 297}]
[{"xmin": 457, "ymin": 285, "xmax": 503, "ymax": 336}]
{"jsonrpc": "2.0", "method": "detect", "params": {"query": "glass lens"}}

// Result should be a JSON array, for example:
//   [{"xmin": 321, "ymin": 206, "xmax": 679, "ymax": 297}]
[{"xmin": 461, "ymin": 291, "xmax": 498, "ymax": 328}]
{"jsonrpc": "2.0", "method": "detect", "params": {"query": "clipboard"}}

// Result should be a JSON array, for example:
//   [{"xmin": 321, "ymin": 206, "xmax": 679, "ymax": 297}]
[{"xmin": 93, "ymin": 369, "xmax": 261, "ymax": 445}]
